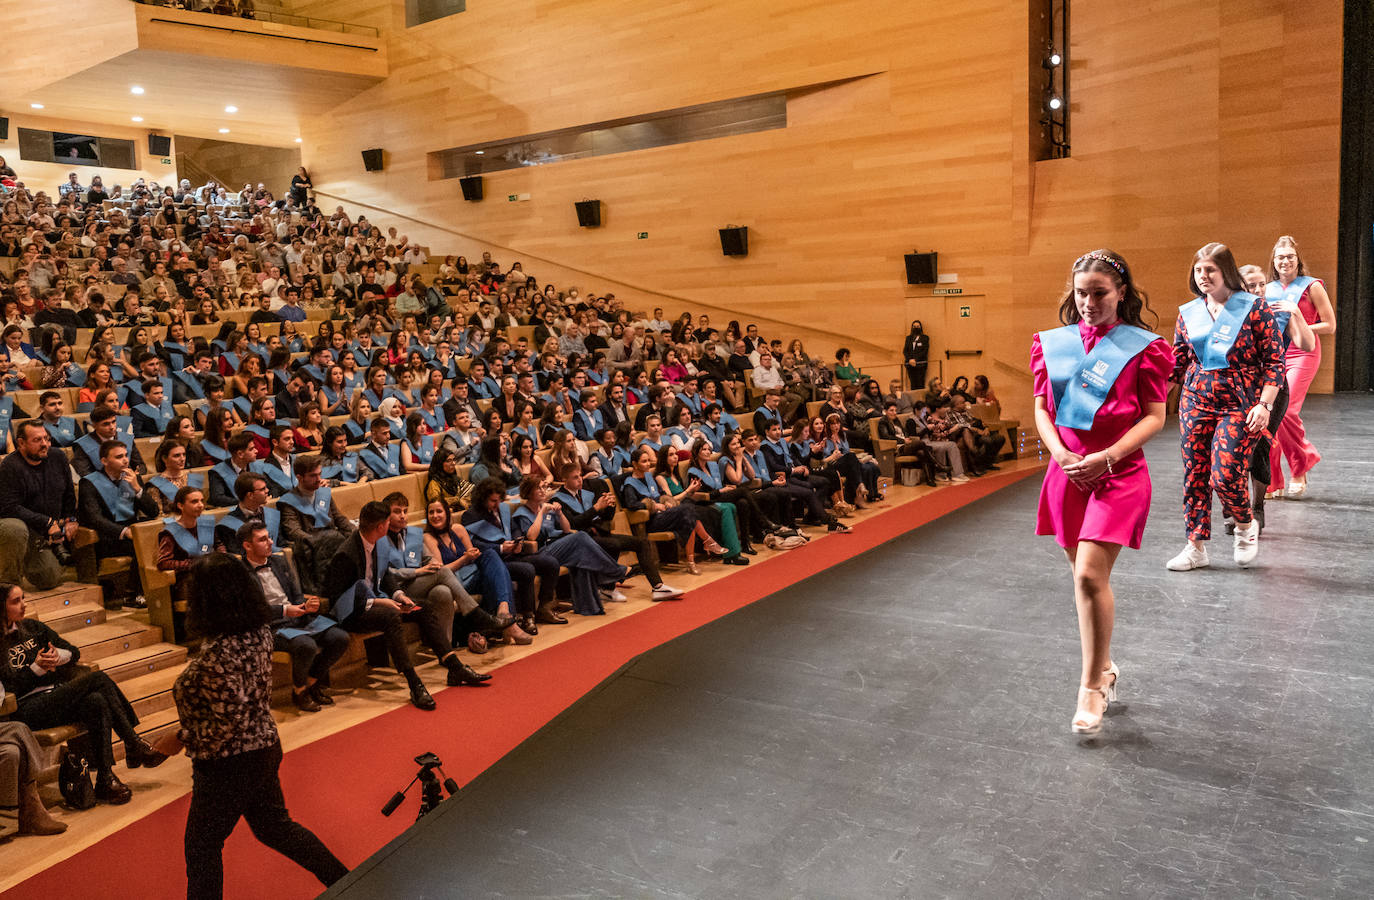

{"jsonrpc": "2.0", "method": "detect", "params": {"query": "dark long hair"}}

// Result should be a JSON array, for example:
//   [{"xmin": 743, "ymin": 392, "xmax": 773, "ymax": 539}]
[
  {"xmin": 1056, "ymin": 248, "xmax": 1157, "ymax": 329},
  {"xmin": 1189, "ymin": 242, "xmax": 1246, "ymax": 297},
  {"xmin": 186, "ymin": 553, "xmax": 271, "ymax": 639}
]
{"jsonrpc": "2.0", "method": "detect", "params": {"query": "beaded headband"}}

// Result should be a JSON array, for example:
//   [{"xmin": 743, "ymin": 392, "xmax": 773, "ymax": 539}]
[{"xmin": 1077, "ymin": 252, "xmax": 1125, "ymax": 276}]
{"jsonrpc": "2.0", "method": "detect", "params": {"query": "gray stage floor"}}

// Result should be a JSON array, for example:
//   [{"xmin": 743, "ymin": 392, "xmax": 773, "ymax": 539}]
[{"xmin": 331, "ymin": 394, "xmax": 1374, "ymax": 899}]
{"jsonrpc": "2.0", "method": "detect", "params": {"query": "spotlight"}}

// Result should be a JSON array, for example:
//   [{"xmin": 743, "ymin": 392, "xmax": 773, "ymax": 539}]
[
  {"xmin": 1044, "ymin": 52, "xmax": 1062, "ymax": 68},
  {"xmin": 475, "ymin": 150, "xmax": 484, "ymax": 155},
  {"xmin": 218, "ymin": 128, "xmax": 230, "ymax": 134},
  {"xmin": 30, "ymin": 103, "xmax": 44, "ymax": 109},
  {"xmin": 131, "ymin": 86, "xmax": 145, "ymax": 95},
  {"xmin": 1047, "ymin": 96, "xmax": 1063, "ymax": 111},
  {"xmin": 294, "ymin": 137, "xmax": 303, "ymax": 143},
  {"xmin": 225, "ymin": 105, "xmax": 238, "ymax": 114},
  {"xmin": 131, "ymin": 116, "xmax": 143, "ymax": 123}
]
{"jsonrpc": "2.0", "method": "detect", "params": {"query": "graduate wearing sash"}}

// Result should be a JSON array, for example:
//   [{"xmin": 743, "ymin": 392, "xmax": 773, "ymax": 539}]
[
  {"xmin": 130, "ymin": 390, "xmax": 175, "ymax": 438},
  {"xmin": 1263, "ymin": 236, "xmax": 1333, "ymax": 498},
  {"xmin": 157, "ymin": 498, "xmax": 220, "ymax": 637},
  {"xmin": 1030, "ymin": 250, "xmax": 1174, "ymax": 736},
  {"xmin": 1169, "ymin": 244, "xmax": 1284, "ymax": 572},
  {"xmin": 40, "ymin": 414, "xmax": 80, "ymax": 448}
]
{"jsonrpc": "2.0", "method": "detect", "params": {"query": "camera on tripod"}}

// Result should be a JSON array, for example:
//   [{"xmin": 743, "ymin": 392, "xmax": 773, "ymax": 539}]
[{"xmin": 381, "ymin": 751, "xmax": 460, "ymax": 821}]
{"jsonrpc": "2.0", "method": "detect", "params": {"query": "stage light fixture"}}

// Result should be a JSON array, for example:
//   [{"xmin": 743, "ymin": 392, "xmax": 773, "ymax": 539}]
[
  {"xmin": 475, "ymin": 150, "xmax": 484, "ymax": 155},
  {"xmin": 225, "ymin": 105, "xmax": 238, "ymax": 114},
  {"xmin": 30, "ymin": 103, "xmax": 43, "ymax": 109},
  {"xmin": 218, "ymin": 128, "xmax": 230, "ymax": 134},
  {"xmin": 1047, "ymin": 96, "xmax": 1063, "ymax": 111},
  {"xmin": 131, "ymin": 116, "xmax": 143, "ymax": 123},
  {"xmin": 295, "ymin": 137, "xmax": 303, "ymax": 143},
  {"xmin": 131, "ymin": 86, "xmax": 145, "ymax": 95}
]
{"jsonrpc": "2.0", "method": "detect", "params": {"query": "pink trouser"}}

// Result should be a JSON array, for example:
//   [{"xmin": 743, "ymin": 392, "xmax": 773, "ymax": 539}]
[{"xmin": 1268, "ymin": 342, "xmax": 1322, "ymax": 491}]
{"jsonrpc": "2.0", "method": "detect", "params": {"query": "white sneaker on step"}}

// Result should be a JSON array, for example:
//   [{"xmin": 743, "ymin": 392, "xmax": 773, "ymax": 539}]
[
  {"xmin": 651, "ymin": 584, "xmax": 685, "ymax": 601},
  {"xmin": 1167, "ymin": 543, "xmax": 1210, "ymax": 571},
  {"xmin": 1233, "ymin": 521, "xmax": 1259, "ymax": 567}
]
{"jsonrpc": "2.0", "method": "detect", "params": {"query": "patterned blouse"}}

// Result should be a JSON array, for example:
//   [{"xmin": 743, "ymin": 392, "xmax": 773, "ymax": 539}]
[{"xmin": 173, "ymin": 625, "xmax": 278, "ymax": 760}]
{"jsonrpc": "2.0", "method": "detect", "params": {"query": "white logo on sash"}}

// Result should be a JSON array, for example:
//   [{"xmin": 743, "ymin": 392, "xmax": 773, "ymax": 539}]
[
  {"xmin": 1092, "ymin": 360, "xmax": 1109, "ymax": 376},
  {"xmin": 1218, "ymin": 325, "xmax": 1231, "ymax": 335}
]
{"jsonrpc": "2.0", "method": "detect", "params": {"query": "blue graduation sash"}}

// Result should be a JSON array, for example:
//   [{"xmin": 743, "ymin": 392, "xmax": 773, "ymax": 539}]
[
  {"xmin": 160, "ymin": 342, "xmax": 188, "ymax": 371},
  {"xmin": 1262, "ymin": 277, "xmax": 1315, "ymax": 351},
  {"xmin": 229, "ymin": 396, "xmax": 251, "ymax": 419},
  {"xmin": 689, "ymin": 460, "xmax": 724, "ymax": 490},
  {"xmin": 1038, "ymin": 323, "xmax": 1159, "ymax": 430},
  {"xmin": 271, "ymin": 368, "xmax": 291, "ymax": 387},
  {"xmin": 83, "ymin": 470, "xmax": 137, "ymax": 522},
  {"xmin": 360, "ymin": 443, "xmax": 401, "ymax": 478},
  {"xmin": 320, "ymin": 453, "xmax": 360, "ymax": 483},
  {"xmin": 300, "ymin": 364, "xmax": 326, "ymax": 383},
  {"xmin": 320, "ymin": 385, "xmax": 343, "ymax": 408},
  {"xmin": 623, "ymin": 472, "xmax": 661, "ymax": 501},
  {"xmin": 677, "ymin": 393, "xmax": 703, "ymax": 418},
  {"xmin": 210, "ymin": 461, "xmax": 241, "ymax": 495},
  {"xmin": 342, "ymin": 418, "xmax": 366, "ymax": 442},
  {"xmin": 250, "ymin": 459, "xmax": 296, "ymax": 493},
  {"xmin": 594, "ymin": 447, "xmax": 630, "ymax": 475},
  {"xmin": 405, "ymin": 435, "xmax": 435, "ymax": 465},
  {"xmin": 200, "ymin": 440, "xmax": 229, "ymax": 463},
  {"xmin": 148, "ymin": 471, "xmax": 205, "ymax": 503},
  {"xmin": 75, "ymin": 429, "xmax": 132, "ymax": 469},
  {"xmin": 465, "ymin": 504, "xmax": 514, "ymax": 546},
  {"xmin": 1180, "ymin": 293, "xmax": 1257, "ymax": 371},
  {"xmin": 510, "ymin": 505, "xmax": 561, "ymax": 542},
  {"xmin": 825, "ymin": 438, "xmax": 850, "ymax": 455},
  {"xmin": 747, "ymin": 447, "xmax": 774, "ymax": 479},
  {"xmin": 351, "ymin": 345, "xmax": 376, "ymax": 367},
  {"xmin": 164, "ymin": 515, "xmax": 217, "ymax": 557},
  {"xmin": 221, "ymin": 351, "xmax": 241, "ymax": 372},
  {"xmin": 278, "ymin": 487, "xmax": 333, "ymax": 529},
  {"xmin": 636, "ymin": 437, "xmax": 662, "ymax": 454},
  {"xmin": 243, "ymin": 423, "xmax": 270, "ymax": 440},
  {"xmin": 471, "ymin": 376, "xmax": 499, "ymax": 399},
  {"xmin": 0, "ymin": 398, "xmax": 12, "ymax": 437},
  {"xmin": 66, "ymin": 364, "xmax": 87, "ymax": 387},
  {"xmin": 586, "ymin": 368, "xmax": 607, "ymax": 385},
  {"xmin": 275, "ymin": 611, "xmax": 339, "ymax": 641},
  {"xmin": 753, "ymin": 405, "xmax": 782, "ymax": 429},
  {"xmin": 663, "ymin": 426, "xmax": 690, "ymax": 446},
  {"xmin": 700, "ymin": 421, "xmax": 726, "ymax": 450},
  {"xmin": 43, "ymin": 416, "xmax": 78, "ymax": 446},
  {"xmin": 575, "ymin": 408, "xmax": 602, "ymax": 438},
  {"xmin": 173, "ymin": 370, "xmax": 205, "ymax": 399},
  {"xmin": 382, "ymin": 526, "xmax": 426, "ymax": 570},
  {"xmin": 552, "ymin": 488, "xmax": 594, "ymax": 514},
  {"xmin": 220, "ymin": 505, "xmax": 281, "ymax": 549},
  {"xmin": 418, "ymin": 407, "xmax": 446, "ymax": 432},
  {"xmin": 134, "ymin": 400, "xmax": 175, "ymax": 434}
]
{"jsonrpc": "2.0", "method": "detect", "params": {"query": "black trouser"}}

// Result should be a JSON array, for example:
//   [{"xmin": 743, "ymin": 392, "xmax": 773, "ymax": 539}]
[
  {"xmin": 713, "ymin": 486, "xmax": 768, "ymax": 542},
  {"xmin": 590, "ymin": 531, "xmax": 663, "ymax": 586},
  {"xmin": 502, "ymin": 550, "xmax": 560, "ymax": 613},
  {"xmin": 185, "ymin": 742, "xmax": 347, "ymax": 900},
  {"xmin": 340, "ymin": 593, "xmax": 416, "ymax": 680},
  {"xmin": 1250, "ymin": 382, "xmax": 1291, "ymax": 487},
  {"xmin": 782, "ymin": 478, "xmax": 831, "ymax": 523},
  {"xmin": 753, "ymin": 485, "xmax": 798, "ymax": 528},
  {"xmin": 906, "ymin": 362, "xmax": 927, "ymax": 392},
  {"xmin": 402, "ymin": 598, "xmax": 455, "ymax": 662},
  {"xmin": 17, "ymin": 670, "xmax": 139, "ymax": 773},
  {"xmin": 273, "ymin": 627, "xmax": 351, "ymax": 689},
  {"xmin": 826, "ymin": 453, "xmax": 865, "ymax": 504}
]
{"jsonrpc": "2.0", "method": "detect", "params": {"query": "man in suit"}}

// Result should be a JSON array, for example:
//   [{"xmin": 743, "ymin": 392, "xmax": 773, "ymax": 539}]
[
  {"xmin": 77, "ymin": 440, "xmax": 160, "ymax": 608},
  {"xmin": 599, "ymin": 382, "xmax": 631, "ymax": 430},
  {"xmin": 239, "ymin": 521, "xmax": 350, "ymax": 713},
  {"xmin": 440, "ymin": 381, "xmax": 481, "ymax": 432},
  {"xmin": 321, "ymin": 501, "xmax": 438, "ymax": 711}
]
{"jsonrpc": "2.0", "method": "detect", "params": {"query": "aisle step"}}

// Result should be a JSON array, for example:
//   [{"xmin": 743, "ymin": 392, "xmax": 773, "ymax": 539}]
[
  {"xmin": 95, "ymin": 643, "xmax": 189, "ymax": 682},
  {"xmin": 26, "ymin": 582, "xmax": 105, "ymax": 618},
  {"xmin": 41, "ymin": 602, "xmax": 106, "ymax": 633},
  {"xmin": 64, "ymin": 618, "xmax": 164, "ymax": 663}
]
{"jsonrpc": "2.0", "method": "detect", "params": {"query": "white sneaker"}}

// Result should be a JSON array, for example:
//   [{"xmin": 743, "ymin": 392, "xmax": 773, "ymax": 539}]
[
  {"xmin": 651, "ymin": 584, "xmax": 685, "ymax": 601},
  {"xmin": 951, "ymin": 474, "xmax": 971, "ymax": 483},
  {"xmin": 1233, "ymin": 521, "xmax": 1259, "ymax": 568},
  {"xmin": 606, "ymin": 589, "xmax": 628, "ymax": 602},
  {"xmin": 1167, "ymin": 543, "xmax": 1210, "ymax": 571}
]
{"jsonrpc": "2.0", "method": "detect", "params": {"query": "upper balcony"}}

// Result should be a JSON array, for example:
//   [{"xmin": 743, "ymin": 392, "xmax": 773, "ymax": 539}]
[{"xmin": 5, "ymin": 0, "xmax": 387, "ymax": 146}]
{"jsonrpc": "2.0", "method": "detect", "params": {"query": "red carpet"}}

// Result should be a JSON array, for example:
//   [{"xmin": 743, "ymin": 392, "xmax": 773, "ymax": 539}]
[{"xmin": 6, "ymin": 468, "xmax": 1037, "ymax": 899}]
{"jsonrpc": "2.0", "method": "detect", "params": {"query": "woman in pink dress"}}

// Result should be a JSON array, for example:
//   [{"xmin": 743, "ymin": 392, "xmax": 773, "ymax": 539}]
[
  {"xmin": 1030, "ymin": 250, "xmax": 1173, "ymax": 735},
  {"xmin": 1264, "ymin": 235, "xmax": 1335, "ymax": 499}
]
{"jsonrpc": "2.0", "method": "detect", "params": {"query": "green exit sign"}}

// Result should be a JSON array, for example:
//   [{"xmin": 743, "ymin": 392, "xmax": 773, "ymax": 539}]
[
  {"xmin": 637, "ymin": 232, "xmax": 648, "ymax": 240},
  {"xmin": 959, "ymin": 306, "xmax": 971, "ymax": 318},
  {"xmin": 507, "ymin": 194, "xmax": 518, "ymax": 202},
  {"xmin": 160, "ymin": 158, "xmax": 171, "ymax": 165}
]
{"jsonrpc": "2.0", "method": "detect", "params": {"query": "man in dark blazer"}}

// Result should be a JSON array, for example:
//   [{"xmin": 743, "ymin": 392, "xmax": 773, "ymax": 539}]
[
  {"xmin": 239, "ymin": 520, "xmax": 350, "ymax": 713},
  {"xmin": 322, "ymin": 500, "xmax": 437, "ymax": 711}
]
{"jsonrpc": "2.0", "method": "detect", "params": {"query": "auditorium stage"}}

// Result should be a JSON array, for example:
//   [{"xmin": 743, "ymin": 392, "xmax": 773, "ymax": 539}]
[{"xmin": 330, "ymin": 395, "xmax": 1374, "ymax": 899}]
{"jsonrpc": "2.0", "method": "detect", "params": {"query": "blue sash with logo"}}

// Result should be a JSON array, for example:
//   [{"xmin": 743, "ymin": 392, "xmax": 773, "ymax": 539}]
[
  {"xmin": 75, "ymin": 429, "xmax": 132, "ymax": 469},
  {"xmin": 465, "ymin": 505, "xmax": 514, "ymax": 546},
  {"xmin": 1263, "ymin": 276, "xmax": 1314, "ymax": 351},
  {"xmin": 418, "ymin": 407, "xmax": 446, "ymax": 433},
  {"xmin": 342, "ymin": 418, "xmax": 366, "ymax": 442},
  {"xmin": 83, "ymin": 470, "xmax": 137, "ymax": 522},
  {"xmin": 135, "ymin": 400, "xmax": 175, "ymax": 434},
  {"xmin": 748, "ymin": 447, "xmax": 774, "ymax": 480},
  {"xmin": 382, "ymin": 526, "xmax": 426, "ymax": 570},
  {"xmin": 275, "ymin": 611, "xmax": 339, "ymax": 641},
  {"xmin": 593, "ymin": 446, "xmax": 630, "ymax": 475},
  {"xmin": 43, "ymin": 416, "xmax": 79, "ymax": 446},
  {"xmin": 300, "ymin": 364, "xmax": 326, "ymax": 383},
  {"xmin": 1038, "ymin": 323, "xmax": 1158, "ymax": 430},
  {"xmin": 320, "ymin": 453, "xmax": 360, "ymax": 483},
  {"xmin": 405, "ymin": 435, "xmax": 435, "ymax": 466},
  {"xmin": 1180, "ymin": 293, "xmax": 1257, "ymax": 371},
  {"xmin": 511, "ymin": 504, "xmax": 562, "ymax": 543},
  {"xmin": 164, "ymin": 515, "xmax": 217, "ymax": 558},
  {"xmin": 689, "ymin": 460, "xmax": 724, "ymax": 491},
  {"xmin": 677, "ymin": 393, "xmax": 704, "ymax": 419},
  {"xmin": 700, "ymin": 421, "xmax": 726, "ymax": 450},
  {"xmin": 229, "ymin": 396, "xmax": 251, "ymax": 419},
  {"xmin": 250, "ymin": 459, "xmax": 296, "ymax": 494},
  {"xmin": 622, "ymin": 472, "xmax": 661, "ymax": 503},
  {"xmin": 360, "ymin": 443, "xmax": 401, "ymax": 478},
  {"xmin": 0, "ymin": 398, "xmax": 13, "ymax": 437},
  {"xmin": 148, "ymin": 471, "xmax": 205, "ymax": 504},
  {"xmin": 160, "ymin": 342, "xmax": 188, "ymax": 371},
  {"xmin": 552, "ymin": 488, "xmax": 594, "ymax": 515},
  {"xmin": 220, "ymin": 505, "xmax": 281, "ymax": 550},
  {"xmin": 278, "ymin": 487, "xmax": 334, "ymax": 529}
]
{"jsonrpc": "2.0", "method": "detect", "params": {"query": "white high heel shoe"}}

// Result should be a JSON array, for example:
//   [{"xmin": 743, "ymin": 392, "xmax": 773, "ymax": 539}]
[
  {"xmin": 1071, "ymin": 684, "xmax": 1110, "ymax": 735},
  {"xmin": 1285, "ymin": 481, "xmax": 1307, "ymax": 499},
  {"xmin": 1102, "ymin": 662, "xmax": 1120, "ymax": 702}
]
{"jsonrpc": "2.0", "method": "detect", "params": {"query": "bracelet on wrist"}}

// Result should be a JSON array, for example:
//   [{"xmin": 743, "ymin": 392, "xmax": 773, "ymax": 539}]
[{"xmin": 1103, "ymin": 452, "xmax": 1114, "ymax": 475}]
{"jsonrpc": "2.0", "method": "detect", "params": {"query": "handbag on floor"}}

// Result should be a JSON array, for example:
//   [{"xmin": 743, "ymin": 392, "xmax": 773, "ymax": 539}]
[
  {"xmin": 58, "ymin": 746, "xmax": 97, "ymax": 810},
  {"xmin": 900, "ymin": 467, "xmax": 920, "ymax": 487}
]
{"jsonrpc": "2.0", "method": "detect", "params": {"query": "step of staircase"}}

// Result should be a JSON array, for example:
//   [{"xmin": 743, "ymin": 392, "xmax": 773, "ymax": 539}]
[
  {"xmin": 40, "ymin": 602, "xmax": 107, "ymax": 633},
  {"xmin": 120, "ymin": 666, "xmax": 184, "ymax": 719},
  {"xmin": 64, "ymin": 617, "xmax": 165, "ymax": 663},
  {"xmin": 26, "ymin": 582, "xmax": 105, "ymax": 618},
  {"xmin": 95, "ymin": 643, "xmax": 189, "ymax": 683}
]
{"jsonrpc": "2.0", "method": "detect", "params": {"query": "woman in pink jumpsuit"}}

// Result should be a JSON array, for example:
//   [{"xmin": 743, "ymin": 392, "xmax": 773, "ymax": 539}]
[
  {"xmin": 1265, "ymin": 235, "xmax": 1336, "ymax": 499},
  {"xmin": 1031, "ymin": 250, "xmax": 1172, "ymax": 735}
]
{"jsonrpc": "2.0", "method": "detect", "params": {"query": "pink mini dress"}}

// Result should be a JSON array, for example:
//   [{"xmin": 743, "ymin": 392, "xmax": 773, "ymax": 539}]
[{"xmin": 1030, "ymin": 321, "xmax": 1174, "ymax": 549}]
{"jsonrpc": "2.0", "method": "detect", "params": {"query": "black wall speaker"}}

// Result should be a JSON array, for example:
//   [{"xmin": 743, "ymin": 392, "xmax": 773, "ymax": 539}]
[
  {"xmin": 459, "ymin": 175, "xmax": 483, "ymax": 201},
  {"xmin": 361, "ymin": 148, "xmax": 384, "ymax": 172},
  {"xmin": 0, "ymin": 117, "xmax": 8, "ymax": 141},
  {"xmin": 575, "ymin": 200, "xmax": 602, "ymax": 227},
  {"xmin": 904, "ymin": 252, "xmax": 938, "ymax": 285},
  {"xmin": 719, "ymin": 226, "xmax": 749, "ymax": 256},
  {"xmin": 148, "ymin": 134, "xmax": 171, "ymax": 156}
]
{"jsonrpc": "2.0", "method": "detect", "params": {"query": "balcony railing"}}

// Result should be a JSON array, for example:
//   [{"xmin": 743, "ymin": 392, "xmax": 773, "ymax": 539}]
[{"xmin": 133, "ymin": 1, "xmax": 379, "ymax": 38}]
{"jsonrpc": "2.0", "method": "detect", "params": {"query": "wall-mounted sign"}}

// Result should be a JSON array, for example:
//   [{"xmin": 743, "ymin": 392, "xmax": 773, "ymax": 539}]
[
  {"xmin": 637, "ymin": 232, "xmax": 648, "ymax": 239},
  {"xmin": 959, "ymin": 306, "xmax": 971, "ymax": 318},
  {"xmin": 933, "ymin": 288, "xmax": 963, "ymax": 295}
]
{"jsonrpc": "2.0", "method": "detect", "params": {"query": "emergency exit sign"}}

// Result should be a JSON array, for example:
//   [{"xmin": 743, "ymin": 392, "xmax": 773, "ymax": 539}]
[
  {"xmin": 637, "ymin": 232, "xmax": 648, "ymax": 239},
  {"xmin": 959, "ymin": 306, "xmax": 971, "ymax": 318},
  {"xmin": 933, "ymin": 288, "xmax": 963, "ymax": 295},
  {"xmin": 160, "ymin": 158, "xmax": 171, "ymax": 165}
]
